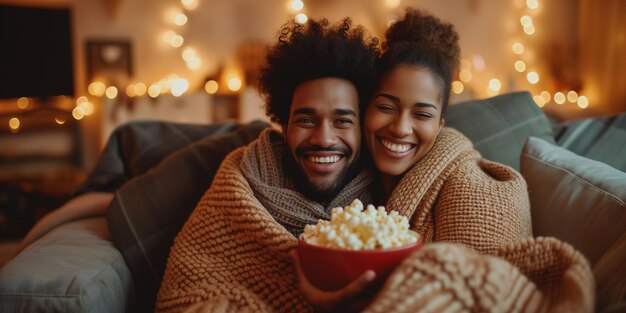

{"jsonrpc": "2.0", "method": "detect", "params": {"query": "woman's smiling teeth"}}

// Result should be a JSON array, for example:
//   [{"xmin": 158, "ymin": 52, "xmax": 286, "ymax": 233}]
[
  {"xmin": 380, "ymin": 138, "xmax": 413, "ymax": 153},
  {"xmin": 308, "ymin": 155, "xmax": 341, "ymax": 164}
]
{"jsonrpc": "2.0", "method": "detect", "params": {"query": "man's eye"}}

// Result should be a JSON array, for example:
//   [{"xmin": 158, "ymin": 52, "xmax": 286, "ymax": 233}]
[
  {"xmin": 335, "ymin": 118, "xmax": 355, "ymax": 127},
  {"xmin": 295, "ymin": 118, "xmax": 315, "ymax": 125}
]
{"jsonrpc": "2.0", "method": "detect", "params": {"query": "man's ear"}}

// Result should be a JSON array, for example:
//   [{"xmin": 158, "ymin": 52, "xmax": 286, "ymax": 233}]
[{"xmin": 438, "ymin": 117, "xmax": 445, "ymax": 134}]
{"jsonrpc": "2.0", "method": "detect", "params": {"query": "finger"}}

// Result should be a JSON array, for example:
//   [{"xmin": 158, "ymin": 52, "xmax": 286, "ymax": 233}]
[{"xmin": 336, "ymin": 270, "xmax": 376, "ymax": 300}]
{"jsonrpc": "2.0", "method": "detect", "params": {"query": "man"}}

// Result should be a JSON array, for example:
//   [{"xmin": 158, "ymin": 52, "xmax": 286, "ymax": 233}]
[{"xmin": 156, "ymin": 17, "xmax": 379, "ymax": 312}]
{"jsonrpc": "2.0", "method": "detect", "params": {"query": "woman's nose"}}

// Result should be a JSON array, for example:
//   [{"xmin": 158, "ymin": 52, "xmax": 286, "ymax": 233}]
[{"xmin": 388, "ymin": 112, "xmax": 413, "ymax": 137}]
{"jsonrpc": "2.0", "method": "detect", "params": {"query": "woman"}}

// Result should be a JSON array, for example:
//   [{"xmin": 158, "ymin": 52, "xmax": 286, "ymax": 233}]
[
  {"xmin": 293, "ymin": 9, "xmax": 594, "ymax": 313},
  {"xmin": 364, "ymin": 8, "xmax": 533, "ymax": 254}
]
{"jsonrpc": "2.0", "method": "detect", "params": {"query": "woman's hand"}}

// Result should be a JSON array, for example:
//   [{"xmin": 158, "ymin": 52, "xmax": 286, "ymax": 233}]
[{"xmin": 289, "ymin": 250, "xmax": 376, "ymax": 313}]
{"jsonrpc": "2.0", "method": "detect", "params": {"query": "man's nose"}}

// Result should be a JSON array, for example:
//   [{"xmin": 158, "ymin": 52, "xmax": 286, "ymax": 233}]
[
  {"xmin": 310, "ymin": 122, "xmax": 339, "ymax": 147},
  {"xmin": 389, "ymin": 112, "xmax": 413, "ymax": 138}
]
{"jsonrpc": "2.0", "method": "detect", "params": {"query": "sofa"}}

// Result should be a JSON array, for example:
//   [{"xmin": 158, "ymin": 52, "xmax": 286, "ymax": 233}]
[{"xmin": 1, "ymin": 91, "xmax": 624, "ymax": 313}]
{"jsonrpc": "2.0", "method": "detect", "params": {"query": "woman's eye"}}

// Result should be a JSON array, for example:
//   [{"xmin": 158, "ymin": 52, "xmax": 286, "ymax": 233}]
[
  {"xmin": 376, "ymin": 104, "xmax": 396, "ymax": 112},
  {"xmin": 412, "ymin": 112, "xmax": 433, "ymax": 119}
]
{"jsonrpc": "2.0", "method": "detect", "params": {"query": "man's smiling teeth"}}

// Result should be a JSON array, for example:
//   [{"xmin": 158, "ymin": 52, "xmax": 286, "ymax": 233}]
[
  {"xmin": 381, "ymin": 138, "xmax": 412, "ymax": 153},
  {"xmin": 308, "ymin": 155, "xmax": 341, "ymax": 164}
]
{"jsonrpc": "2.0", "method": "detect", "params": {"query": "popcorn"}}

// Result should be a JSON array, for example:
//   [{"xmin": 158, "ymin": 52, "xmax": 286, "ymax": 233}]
[{"xmin": 301, "ymin": 199, "xmax": 418, "ymax": 250}]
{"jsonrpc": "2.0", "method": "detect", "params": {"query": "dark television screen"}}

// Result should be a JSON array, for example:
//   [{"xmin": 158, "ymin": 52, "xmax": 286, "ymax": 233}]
[{"xmin": 0, "ymin": 5, "xmax": 74, "ymax": 99}]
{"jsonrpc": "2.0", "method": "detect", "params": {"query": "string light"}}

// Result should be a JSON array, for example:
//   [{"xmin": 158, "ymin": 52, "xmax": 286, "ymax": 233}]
[
  {"xmin": 55, "ymin": 117, "xmax": 66, "ymax": 125},
  {"xmin": 17, "ymin": 97, "xmax": 29, "ymax": 109},
  {"xmin": 526, "ymin": 0, "xmax": 539, "ymax": 10},
  {"xmin": 9, "ymin": 117, "xmax": 20, "ymax": 130},
  {"xmin": 181, "ymin": 0, "xmax": 198, "ymax": 10},
  {"xmin": 205, "ymin": 80, "xmax": 218, "ymax": 94},
  {"xmin": 148, "ymin": 84, "xmax": 161, "ymax": 98},
  {"xmin": 295, "ymin": 13, "xmax": 308, "ymax": 24},
  {"xmin": 385, "ymin": 0, "xmax": 401, "ymax": 9},
  {"xmin": 72, "ymin": 107, "xmax": 85, "ymax": 120},
  {"xmin": 133, "ymin": 83, "xmax": 147, "ymax": 96},
  {"xmin": 171, "ymin": 78, "xmax": 189, "ymax": 96},
  {"xmin": 567, "ymin": 90, "xmax": 579, "ymax": 102},
  {"xmin": 288, "ymin": 0, "xmax": 304, "ymax": 12},
  {"xmin": 577, "ymin": 96, "xmax": 589, "ymax": 108},
  {"xmin": 88, "ymin": 81, "xmax": 106, "ymax": 97},
  {"xmin": 227, "ymin": 77, "xmax": 242, "ymax": 92},
  {"xmin": 514, "ymin": 60, "xmax": 526, "ymax": 72},
  {"xmin": 105, "ymin": 86, "xmax": 118, "ymax": 99},
  {"xmin": 533, "ymin": 95, "xmax": 546, "ymax": 107},
  {"xmin": 554, "ymin": 92, "xmax": 566, "ymax": 104},
  {"xmin": 459, "ymin": 69, "xmax": 472, "ymax": 83},
  {"xmin": 527, "ymin": 71, "xmax": 539, "ymax": 84},
  {"xmin": 512, "ymin": 42, "xmax": 524, "ymax": 55},
  {"xmin": 452, "ymin": 81, "xmax": 464, "ymax": 94},
  {"xmin": 540, "ymin": 91, "xmax": 551, "ymax": 103}
]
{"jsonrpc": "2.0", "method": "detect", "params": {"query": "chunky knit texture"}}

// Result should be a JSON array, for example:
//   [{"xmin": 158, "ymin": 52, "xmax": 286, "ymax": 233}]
[
  {"xmin": 388, "ymin": 127, "xmax": 533, "ymax": 254},
  {"xmin": 156, "ymin": 128, "xmax": 594, "ymax": 313}
]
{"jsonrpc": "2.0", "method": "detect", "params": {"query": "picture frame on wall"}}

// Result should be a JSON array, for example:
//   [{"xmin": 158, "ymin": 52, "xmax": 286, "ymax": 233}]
[{"xmin": 85, "ymin": 39, "xmax": 133, "ymax": 84}]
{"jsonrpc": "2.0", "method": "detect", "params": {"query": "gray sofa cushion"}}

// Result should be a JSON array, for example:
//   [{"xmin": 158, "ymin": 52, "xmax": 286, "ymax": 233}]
[
  {"xmin": 0, "ymin": 217, "xmax": 133, "ymax": 313},
  {"xmin": 521, "ymin": 137, "xmax": 626, "ymax": 311},
  {"xmin": 106, "ymin": 121, "xmax": 269, "ymax": 312},
  {"xmin": 554, "ymin": 112, "xmax": 626, "ymax": 172},
  {"xmin": 446, "ymin": 91, "xmax": 555, "ymax": 170}
]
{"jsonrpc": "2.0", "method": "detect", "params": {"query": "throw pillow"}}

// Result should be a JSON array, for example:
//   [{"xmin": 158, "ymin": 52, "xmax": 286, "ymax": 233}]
[
  {"xmin": 106, "ymin": 121, "xmax": 269, "ymax": 312},
  {"xmin": 446, "ymin": 91, "xmax": 555, "ymax": 170},
  {"xmin": 520, "ymin": 136, "xmax": 626, "ymax": 311}
]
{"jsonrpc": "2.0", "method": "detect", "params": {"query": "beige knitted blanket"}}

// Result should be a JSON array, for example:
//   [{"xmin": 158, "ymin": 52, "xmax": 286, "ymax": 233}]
[
  {"xmin": 388, "ymin": 127, "xmax": 533, "ymax": 254},
  {"xmin": 156, "ymin": 128, "xmax": 594, "ymax": 313}
]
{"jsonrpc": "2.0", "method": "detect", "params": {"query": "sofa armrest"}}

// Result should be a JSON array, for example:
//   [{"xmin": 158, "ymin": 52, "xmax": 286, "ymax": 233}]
[{"xmin": 0, "ymin": 217, "xmax": 135, "ymax": 313}]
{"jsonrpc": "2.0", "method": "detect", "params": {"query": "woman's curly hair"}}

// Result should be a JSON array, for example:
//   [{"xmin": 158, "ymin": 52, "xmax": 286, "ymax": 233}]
[
  {"xmin": 380, "ymin": 8, "xmax": 460, "ymax": 114},
  {"xmin": 259, "ymin": 18, "xmax": 379, "ymax": 126}
]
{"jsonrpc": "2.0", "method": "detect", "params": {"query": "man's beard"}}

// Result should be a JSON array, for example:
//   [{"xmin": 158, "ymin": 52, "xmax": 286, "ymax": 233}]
[{"xmin": 285, "ymin": 149, "xmax": 361, "ymax": 204}]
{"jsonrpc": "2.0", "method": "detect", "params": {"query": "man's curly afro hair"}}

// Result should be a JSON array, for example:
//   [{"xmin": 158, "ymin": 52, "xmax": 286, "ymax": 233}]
[
  {"xmin": 380, "ymin": 8, "xmax": 460, "ymax": 114},
  {"xmin": 259, "ymin": 18, "xmax": 379, "ymax": 126}
]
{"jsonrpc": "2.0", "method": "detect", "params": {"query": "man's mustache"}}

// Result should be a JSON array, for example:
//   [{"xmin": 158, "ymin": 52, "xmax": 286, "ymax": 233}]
[{"xmin": 296, "ymin": 145, "xmax": 351, "ymax": 156}]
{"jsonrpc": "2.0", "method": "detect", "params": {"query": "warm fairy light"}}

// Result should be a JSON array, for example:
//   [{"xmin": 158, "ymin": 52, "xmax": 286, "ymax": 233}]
[
  {"xmin": 133, "ymin": 83, "xmax": 147, "ymax": 97},
  {"xmin": 288, "ymin": 0, "xmax": 304, "ymax": 12},
  {"xmin": 181, "ymin": 0, "xmax": 198, "ymax": 10},
  {"xmin": 164, "ymin": 30, "xmax": 176, "ymax": 43},
  {"xmin": 171, "ymin": 78, "xmax": 189, "ymax": 97},
  {"xmin": 567, "ymin": 91, "xmax": 579, "ymax": 102},
  {"xmin": 520, "ymin": 15, "xmax": 533, "ymax": 27},
  {"xmin": 186, "ymin": 57, "xmax": 202, "ymax": 70},
  {"xmin": 540, "ymin": 91, "xmax": 551, "ymax": 103},
  {"xmin": 512, "ymin": 42, "xmax": 524, "ymax": 55},
  {"xmin": 527, "ymin": 0, "xmax": 539, "ymax": 10},
  {"xmin": 105, "ymin": 86, "xmax": 118, "ymax": 99},
  {"xmin": 488, "ymin": 78, "xmax": 502, "ymax": 91},
  {"xmin": 452, "ymin": 81, "xmax": 464, "ymax": 94},
  {"xmin": 527, "ymin": 71, "xmax": 539, "ymax": 84},
  {"xmin": 169, "ymin": 34, "xmax": 184, "ymax": 48},
  {"xmin": 55, "ymin": 117, "xmax": 66, "ymax": 125},
  {"xmin": 533, "ymin": 95, "xmax": 546, "ymax": 107},
  {"xmin": 227, "ymin": 77, "xmax": 242, "ymax": 92},
  {"xmin": 76, "ymin": 96, "xmax": 88, "ymax": 105},
  {"xmin": 385, "ymin": 0, "xmax": 401, "ymax": 9},
  {"xmin": 577, "ymin": 96, "xmax": 589, "ymax": 108},
  {"xmin": 174, "ymin": 13, "xmax": 188, "ymax": 26},
  {"xmin": 523, "ymin": 24, "xmax": 536, "ymax": 35},
  {"xmin": 182, "ymin": 47, "xmax": 197, "ymax": 61},
  {"xmin": 17, "ymin": 97, "xmax": 30, "ymax": 109},
  {"xmin": 79, "ymin": 101, "xmax": 95, "ymax": 115},
  {"xmin": 88, "ymin": 81, "xmax": 106, "ymax": 97},
  {"xmin": 295, "ymin": 13, "xmax": 308, "ymax": 24},
  {"xmin": 126, "ymin": 84, "xmax": 137, "ymax": 97},
  {"xmin": 205, "ymin": 80, "xmax": 219, "ymax": 94},
  {"xmin": 554, "ymin": 92, "xmax": 566, "ymax": 104},
  {"xmin": 72, "ymin": 107, "xmax": 85, "ymax": 120},
  {"xmin": 459, "ymin": 69, "xmax": 472, "ymax": 83},
  {"xmin": 9, "ymin": 117, "xmax": 20, "ymax": 130},
  {"xmin": 514, "ymin": 60, "xmax": 527, "ymax": 72},
  {"xmin": 148, "ymin": 84, "xmax": 161, "ymax": 98}
]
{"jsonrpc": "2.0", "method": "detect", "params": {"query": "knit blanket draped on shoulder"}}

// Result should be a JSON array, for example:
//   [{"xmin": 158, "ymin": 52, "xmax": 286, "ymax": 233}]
[{"xmin": 156, "ymin": 128, "xmax": 594, "ymax": 313}]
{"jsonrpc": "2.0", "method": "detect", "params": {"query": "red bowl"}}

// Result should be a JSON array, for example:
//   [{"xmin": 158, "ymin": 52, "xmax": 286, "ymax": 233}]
[{"xmin": 297, "ymin": 234, "xmax": 424, "ymax": 292}]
